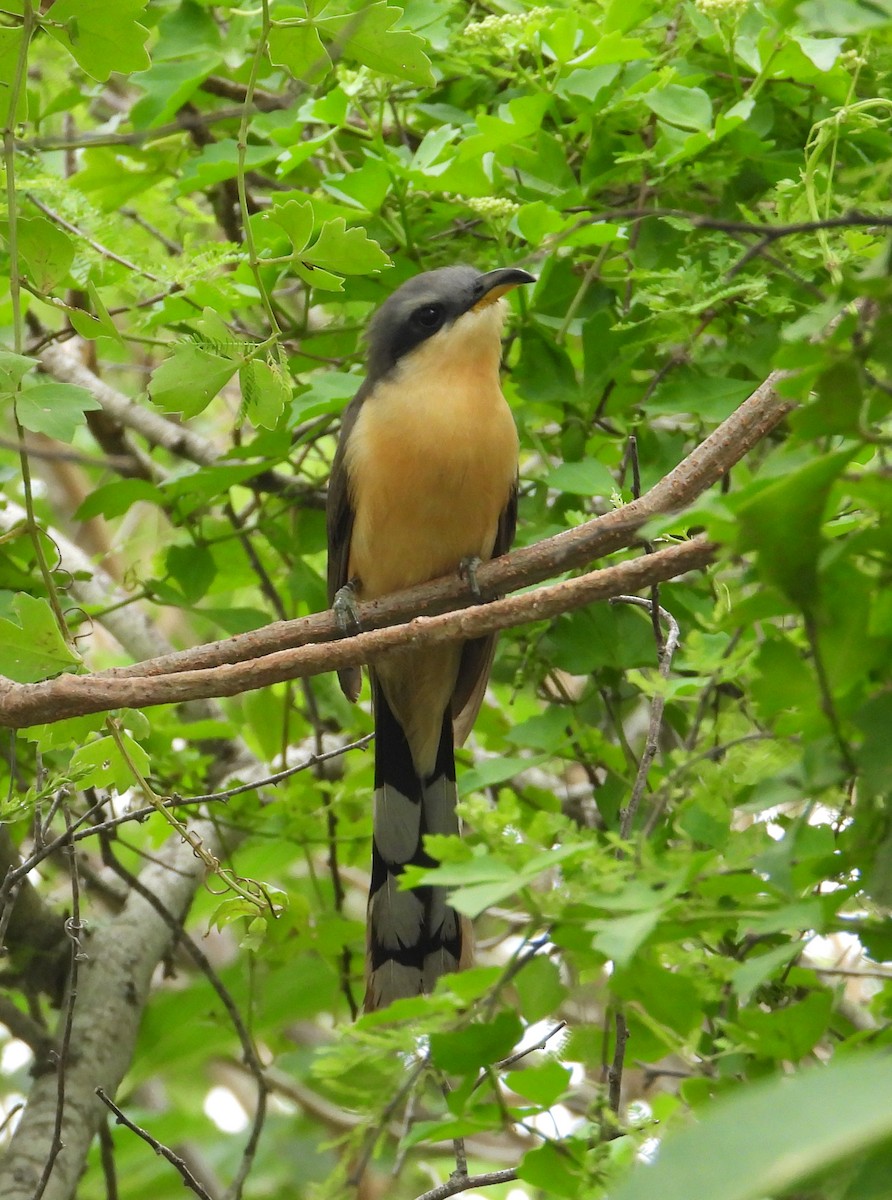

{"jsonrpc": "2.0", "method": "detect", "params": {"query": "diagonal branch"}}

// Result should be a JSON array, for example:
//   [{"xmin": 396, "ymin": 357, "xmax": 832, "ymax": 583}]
[
  {"xmin": 0, "ymin": 365, "xmax": 797, "ymax": 729},
  {"xmin": 0, "ymin": 539, "xmax": 715, "ymax": 728}
]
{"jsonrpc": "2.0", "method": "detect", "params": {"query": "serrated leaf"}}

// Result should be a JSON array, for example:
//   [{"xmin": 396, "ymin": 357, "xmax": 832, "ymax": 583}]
[
  {"xmin": 48, "ymin": 0, "xmax": 150, "ymax": 81},
  {"xmin": 268, "ymin": 9, "xmax": 329, "ymax": 82},
  {"xmin": 240, "ymin": 358, "xmax": 291, "ymax": 430},
  {"xmin": 265, "ymin": 198, "xmax": 314, "ymax": 256},
  {"xmin": 0, "ymin": 594, "xmax": 79, "ymax": 683},
  {"xmin": 16, "ymin": 383, "xmax": 102, "ymax": 442},
  {"xmin": 317, "ymin": 3, "xmax": 434, "ymax": 85},
  {"xmin": 0, "ymin": 351, "xmax": 35, "ymax": 393},
  {"xmin": 17, "ymin": 217, "xmax": 74, "ymax": 292},
  {"xmin": 69, "ymin": 731, "xmax": 151, "ymax": 792},
  {"xmin": 304, "ymin": 218, "xmax": 390, "ymax": 274},
  {"xmin": 148, "ymin": 345, "xmax": 238, "ymax": 417}
]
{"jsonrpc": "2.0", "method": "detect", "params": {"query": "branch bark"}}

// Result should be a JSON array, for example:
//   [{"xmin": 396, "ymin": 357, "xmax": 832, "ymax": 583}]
[
  {"xmin": 0, "ymin": 539, "xmax": 715, "ymax": 728},
  {"xmin": 0, "ymin": 366, "xmax": 795, "ymax": 728},
  {"xmin": 0, "ymin": 819, "xmax": 222, "ymax": 1200}
]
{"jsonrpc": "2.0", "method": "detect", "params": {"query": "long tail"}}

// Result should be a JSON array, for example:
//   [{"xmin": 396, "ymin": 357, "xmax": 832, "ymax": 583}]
[{"xmin": 365, "ymin": 682, "xmax": 470, "ymax": 1011}]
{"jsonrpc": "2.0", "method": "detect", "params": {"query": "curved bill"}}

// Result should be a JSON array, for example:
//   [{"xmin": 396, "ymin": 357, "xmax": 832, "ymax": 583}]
[{"xmin": 471, "ymin": 266, "xmax": 537, "ymax": 311}]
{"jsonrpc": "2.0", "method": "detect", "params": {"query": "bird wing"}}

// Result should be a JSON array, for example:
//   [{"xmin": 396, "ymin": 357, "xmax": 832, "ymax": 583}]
[
  {"xmin": 451, "ymin": 478, "xmax": 518, "ymax": 744},
  {"xmin": 326, "ymin": 388, "xmax": 365, "ymax": 702}
]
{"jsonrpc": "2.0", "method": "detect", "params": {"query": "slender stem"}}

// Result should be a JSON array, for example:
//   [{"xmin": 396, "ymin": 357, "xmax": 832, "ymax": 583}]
[
  {"xmin": 237, "ymin": 0, "xmax": 282, "ymax": 338},
  {"xmin": 4, "ymin": 1, "xmax": 74, "ymax": 642}
]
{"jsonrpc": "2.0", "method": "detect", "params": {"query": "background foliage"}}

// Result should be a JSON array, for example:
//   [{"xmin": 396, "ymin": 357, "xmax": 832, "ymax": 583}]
[{"xmin": 2, "ymin": 0, "xmax": 892, "ymax": 1198}]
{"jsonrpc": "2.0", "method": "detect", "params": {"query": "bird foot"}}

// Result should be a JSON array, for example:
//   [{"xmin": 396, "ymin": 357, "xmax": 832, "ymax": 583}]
[
  {"xmin": 333, "ymin": 580, "xmax": 362, "ymax": 633},
  {"xmin": 459, "ymin": 556, "xmax": 483, "ymax": 602}
]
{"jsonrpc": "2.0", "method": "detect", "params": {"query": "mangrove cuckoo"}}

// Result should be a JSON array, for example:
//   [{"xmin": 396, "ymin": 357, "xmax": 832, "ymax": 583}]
[{"xmin": 327, "ymin": 264, "xmax": 535, "ymax": 1010}]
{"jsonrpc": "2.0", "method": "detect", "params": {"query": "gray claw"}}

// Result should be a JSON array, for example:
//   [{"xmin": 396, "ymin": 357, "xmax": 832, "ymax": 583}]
[
  {"xmin": 459, "ymin": 556, "xmax": 483, "ymax": 602},
  {"xmin": 333, "ymin": 580, "xmax": 361, "ymax": 633}
]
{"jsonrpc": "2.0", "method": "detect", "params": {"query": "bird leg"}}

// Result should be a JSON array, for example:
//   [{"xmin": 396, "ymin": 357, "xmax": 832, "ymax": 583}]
[
  {"xmin": 333, "ymin": 578, "xmax": 362, "ymax": 632},
  {"xmin": 458, "ymin": 555, "xmax": 483, "ymax": 602}
]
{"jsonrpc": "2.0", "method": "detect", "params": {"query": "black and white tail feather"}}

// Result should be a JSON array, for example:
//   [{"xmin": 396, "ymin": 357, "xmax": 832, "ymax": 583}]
[{"xmin": 365, "ymin": 679, "xmax": 469, "ymax": 1010}]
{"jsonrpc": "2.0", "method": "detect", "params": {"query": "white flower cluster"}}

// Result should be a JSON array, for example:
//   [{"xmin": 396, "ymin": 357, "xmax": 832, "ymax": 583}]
[
  {"xmin": 463, "ymin": 196, "xmax": 521, "ymax": 219},
  {"xmin": 464, "ymin": 7, "xmax": 551, "ymax": 45},
  {"xmin": 695, "ymin": 0, "xmax": 750, "ymax": 13}
]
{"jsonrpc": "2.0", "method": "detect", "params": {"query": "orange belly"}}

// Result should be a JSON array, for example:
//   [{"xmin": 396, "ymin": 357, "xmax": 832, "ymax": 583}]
[{"xmin": 345, "ymin": 374, "xmax": 517, "ymax": 599}]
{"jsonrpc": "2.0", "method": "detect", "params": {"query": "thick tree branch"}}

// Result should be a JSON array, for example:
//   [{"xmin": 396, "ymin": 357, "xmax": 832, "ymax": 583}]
[
  {"xmin": 0, "ymin": 540, "xmax": 715, "ymax": 728},
  {"xmin": 0, "ymin": 817, "xmax": 224, "ymax": 1200},
  {"xmin": 0, "ymin": 365, "xmax": 794, "ymax": 728}
]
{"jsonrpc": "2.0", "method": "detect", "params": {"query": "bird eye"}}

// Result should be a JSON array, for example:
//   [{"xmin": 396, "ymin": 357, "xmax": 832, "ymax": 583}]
[{"xmin": 412, "ymin": 304, "xmax": 444, "ymax": 330}]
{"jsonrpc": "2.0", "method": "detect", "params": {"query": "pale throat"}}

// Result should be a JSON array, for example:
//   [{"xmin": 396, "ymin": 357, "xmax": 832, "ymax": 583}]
[{"xmin": 345, "ymin": 302, "xmax": 518, "ymax": 600}]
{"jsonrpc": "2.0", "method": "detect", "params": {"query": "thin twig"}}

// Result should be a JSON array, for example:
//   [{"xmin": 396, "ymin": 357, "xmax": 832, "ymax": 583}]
[
  {"xmin": 412, "ymin": 1167, "xmax": 518, "ymax": 1200},
  {"xmin": 496, "ymin": 1022, "xmax": 567, "ymax": 1072},
  {"xmin": 96, "ymin": 1089, "xmax": 214, "ymax": 1200},
  {"xmin": 611, "ymin": 596, "xmax": 682, "ymax": 840}
]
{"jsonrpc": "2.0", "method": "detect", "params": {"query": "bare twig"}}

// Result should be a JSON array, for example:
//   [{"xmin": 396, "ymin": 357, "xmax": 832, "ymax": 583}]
[
  {"xmin": 96, "ymin": 1089, "xmax": 214, "ymax": 1200},
  {"xmin": 412, "ymin": 1168, "xmax": 518, "ymax": 1200},
  {"xmin": 612, "ymin": 596, "xmax": 682, "ymax": 840},
  {"xmin": 496, "ymin": 1022, "xmax": 567, "ymax": 1072},
  {"xmin": 607, "ymin": 1010, "xmax": 629, "ymax": 1118}
]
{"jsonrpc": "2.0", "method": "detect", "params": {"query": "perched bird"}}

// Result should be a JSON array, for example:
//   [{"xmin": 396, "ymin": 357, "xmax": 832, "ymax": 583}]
[{"xmin": 327, "ymin": 264, "xmax": 535, "ymax": 1010}]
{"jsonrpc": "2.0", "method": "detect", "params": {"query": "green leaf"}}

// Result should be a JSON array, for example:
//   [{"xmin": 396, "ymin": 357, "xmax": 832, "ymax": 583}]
[
  {"xmin": 609, "ymin": 1053, "xmax": 892, "ymax": 1200},
  {"xmin": 264, "ymin": 198, "xmax": 314, "ymax": 257},
  {"xmin": 166, "ymin": 543, "xmax": 215, "ymax": 604},
  {"xmin": 317, "ymin": 3, "xmax": 435, "ymax": 85},
  {"xmin": 515, "ymin": 955, "xmax": 568, "ymax": 1022},
  {"xmin": 304, "ymin": 218, "xmax": 391, "ymax": 275},
  {"xmin": 731, "ymin": 942, "xmax": 803, "ymax": 1004},
  {"xmin": 17, "ymin": 217, "xmax": 74, "ymax": 292},
  {"xmin": 734, "ymin": 990, "xmax": 833, "ymax": 1061},
  {"xmin": 47, "ymin": 0, "xmax": 150, "ymax": 81},
  {"xmin": 518, "ymin": 1141, "xmax": 585, "ymax": 1199},
  {"xmin": 130, "ymin": 54, "xmax": 220, "ymax": 128},
  {"xmin": 546, "ymin": 458, "xmax": 616, "ymax": 496},
  {"xmin": 75, "ymin": 479, "xmax": 164, "ymax": 521},
  {"xmin": 735, "ymin": 449, "xmax": 854, "ymax": 611},
  {"xmin": 69, "ymin": 731, "xmax": 151, "ymax": 792},
  {"xmin": 0, "ymin": 27, "xmax": 28, "ymax": 126},
  {"xmin": 506, "ymin": 1058, "xmax": 572, "ymax": 1107},
  {"xmin": 0, "ymin": 594, "xmax": 79, "ymax": 683},
  {"xmin": 68, "ymin": 281, "xmax": 123, "ymax": 343},
  {"xmin": 591, "ymin": 910, "xmax": 661, "ymax": 965},
  {"xmin": 0, "ymin": 350, "xmax": 35, "ymax": 392},
  {"xmin": 148, "ymin": 345, "xmax": 239, "ymax": 417},
  {"xmin": 268, "ymin": 8, "xmax": 329, "ymax": 83},
  {"xmin": 429, "ymin": 1010, "xmax": 522, "ymax": 1074},
  {"xmin": 612, "ymin": 961, "xmax": 702, "ymax": 1038},
  {"xmin": 644, "ymin": 85, "xmax": 713, "ymax": 132},
  {"xmin": 240, "ymin": 358, "xmax": 291, "ymax": 430},
  {"xmin": 798, "ymin": 0, "xmax": 892, "ymax": 35},
  {"xmin": 16, "ymin": 383, "xmax": 102, "ymax": 442}
]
